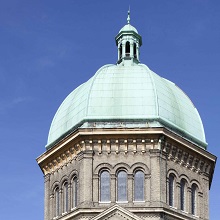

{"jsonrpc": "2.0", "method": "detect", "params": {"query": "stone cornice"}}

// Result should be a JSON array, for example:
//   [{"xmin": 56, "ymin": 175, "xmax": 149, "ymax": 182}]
[
  {"xmin": 37, "ymin": 128, "xmax": 216, "ymax": 182},
  {"xmin": 165, "ymin": 142, "xmax": 211, "ymax": 175},
  {"xmin": 37, "ymin": 127, "xmax": 215, "ymax": 164},
  {"xmin": 38, "ymin": 137, "xmax": 161, "ymax": 175}
]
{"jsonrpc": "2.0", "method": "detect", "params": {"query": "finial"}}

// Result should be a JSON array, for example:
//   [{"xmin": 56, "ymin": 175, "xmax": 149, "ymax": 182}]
[{"xmin": 127, "ymin": 7, "xmax": 130, "ymax": 24}]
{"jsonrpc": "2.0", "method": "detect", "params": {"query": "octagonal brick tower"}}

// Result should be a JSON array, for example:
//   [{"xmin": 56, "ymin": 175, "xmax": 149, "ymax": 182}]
[{"xmin": 37, "ymin": 11, "xmax": 216, "ymax": 220}]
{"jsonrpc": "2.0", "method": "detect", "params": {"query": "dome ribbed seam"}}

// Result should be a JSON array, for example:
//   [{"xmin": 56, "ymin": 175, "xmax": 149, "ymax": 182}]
[
  {"xmin": 148, "ymin": 67, "xmax": 159, "ymax": 117},
  {"xmin": 85, "ymin": 64, "xmax": 114, "ymax": 117}
]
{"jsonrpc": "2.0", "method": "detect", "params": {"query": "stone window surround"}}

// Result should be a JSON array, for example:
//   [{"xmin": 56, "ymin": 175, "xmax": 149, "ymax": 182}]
[
  {"xmin": 51, "ymin": 174, "xmax": 78, "ymax": 218},
  {"xmin": 167, "ymin": 170, "xmax": 202, "ymax": 217},
  {"xmin": 98, "ymin": 165, "xmax": 148, "ymax": 204}
]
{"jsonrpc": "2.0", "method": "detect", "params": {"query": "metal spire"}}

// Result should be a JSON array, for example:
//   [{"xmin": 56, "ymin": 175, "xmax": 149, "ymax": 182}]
[{"xmin": 127, "ymin": 7, "xmax": 130, "ymax": 24}]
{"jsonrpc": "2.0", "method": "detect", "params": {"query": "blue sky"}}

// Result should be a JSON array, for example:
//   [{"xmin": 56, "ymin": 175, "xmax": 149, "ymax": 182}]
[{"xmin": 0, "ymin": 0, "xmax": 219, "ymax": 219}]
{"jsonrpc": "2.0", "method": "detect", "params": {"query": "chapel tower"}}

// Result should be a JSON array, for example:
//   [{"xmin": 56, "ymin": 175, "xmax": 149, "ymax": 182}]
[{"xmin": 37, "ymin": 12, "xmax": 216, "ymax": 220}]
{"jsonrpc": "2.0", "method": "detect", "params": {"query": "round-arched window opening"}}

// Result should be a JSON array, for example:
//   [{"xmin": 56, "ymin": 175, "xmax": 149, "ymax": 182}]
[
  {"xmin": 134, "ymin": 170, "xmax": 144, "ymax": 201},
  {"xmin": 125, "ymin": 41, "xmax": 130, "ymax": 57},
  {"xmin": 169, "ymin": 174, "xmax": 175, "ymax": 207},
  {"xmin": 191, "ymin": 183, "xmax": 197, "ymax": 215},
  {"xmin": 55, "ymin": 187, "xmax": 60, "ymax": 217},
  {"xmin": 72, "ymin": 177, "xmax": 77, "ymax": 208},
  {"xmin": 119, "ymin": 44, "xmax": 122, "ymax": 59},
  {"xmin": 117, "ymin": 170, "xmax": 127, "ymax": 202},
  {"xmin": 180, "ymin": 179, "xmax": 186, "ymax": 211},
  {"xmin": 63, "ymin": 182, "xmax": 68, "ymax": 213},
  {"xmin": 100, "ymin": 170, "xmax": 110, "ymax": 202}
]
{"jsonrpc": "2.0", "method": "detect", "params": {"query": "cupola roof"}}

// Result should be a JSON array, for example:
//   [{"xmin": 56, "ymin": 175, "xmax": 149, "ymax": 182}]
[
  {"xmin": 119, "ymin": 24, "xmax": 138, "ymax": 33},
  {"xmin": 119, "ymin": 9, "xmax": 138, "ymax": 33}
]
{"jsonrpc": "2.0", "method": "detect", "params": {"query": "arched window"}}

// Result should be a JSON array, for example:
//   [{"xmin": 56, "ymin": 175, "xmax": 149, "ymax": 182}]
[
  {"xmin": 125, "ymin": 41, "xmax": 130, "ymax": 57},
  {"xmin": 169, "ymin": 174, "xmax": 174, "ymax": 206},
  {"xmin": 134, "ymin": 170, "xmax": 144, "ymax": 201},
  {"xmin": 100, "ymin": 171, "xmax": 110, "ymax": 202},
  {"xmin": 63, "ymin": 182, "xmax": 68, "ymax": 213},
  {"xmin": 119, "ymin": 44, "xmax": 122, "ymax": 59},
  {"xmin": 72, "ymin": 177, "xmax": 77, "ymax": 208},
  {"xmin": 55, "ymin": 187, "xmax": 60, "ymax": 217},
  {"xmin": 191, "ymin": 184, "xmax": 197, "ymax": 215},
  {"xmin": 180, "ymin": 179, "xmax": 186, "ymax": 211},
  {"xmin": 133, "ymin": 43, "xmax": 137, "ymax": 58},
  {"xmin": 117, "ymin": 171, "xmax": 127, "ymax": 202}
]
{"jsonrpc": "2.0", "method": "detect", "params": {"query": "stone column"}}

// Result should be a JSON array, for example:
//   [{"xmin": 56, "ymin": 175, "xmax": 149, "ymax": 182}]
[
  {"xmin": 118, "ymin": 44, "xmax": 120, "ymax": 61},
  {"xmin": 188, "ymin": 188, "xmax": 192, "ymax": 215},
  {"xmin": 68, "ymin": 183, "xmax": 71, "ymax": 212},
  {"xmin": 186, "ymin": 186, "xmax": 191, "ymax": 213},
  {"xmin": 136, "ymin": 43, "xmax": 140, "ymax": 61},
  {"xmin": 127, "ymin": 173, "xmax": 133, "ymax": 204},
  {"xmin": 59, "ymin": 188, "xmax": 62, "ymax": 216},
  {"xmin": 176, "ymin": 182, "xmax": 180, "ymax": 210},
  {"xmin": 111, "ymin": 174, "xmax": 116, "ymax": 203},
  {"xmin": 130, "ymin": 42, "xmax": 134, "ymax": 58},
  {"xmin": 122, "ymin": 41, "xmax": 126, "ymax": 59}
]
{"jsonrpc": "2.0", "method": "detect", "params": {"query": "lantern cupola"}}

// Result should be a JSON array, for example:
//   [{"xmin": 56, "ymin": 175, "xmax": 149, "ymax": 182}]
[{"xmin": 115, "ymin": 10, "xmax": 142, "ymax": 64}]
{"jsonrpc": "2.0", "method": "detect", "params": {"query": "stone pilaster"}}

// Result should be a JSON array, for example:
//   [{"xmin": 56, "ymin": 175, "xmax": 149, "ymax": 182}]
[
  {"xmin": 44, "ymin": 174, "xmax": 50, "ymax": 220},
  {"xmin": 150, "ymin": 149, "xmax": 161, "ymax": 205},
  {"xmin": 79, "ymin": 150, "xmax": 94, "ymax": 207}
]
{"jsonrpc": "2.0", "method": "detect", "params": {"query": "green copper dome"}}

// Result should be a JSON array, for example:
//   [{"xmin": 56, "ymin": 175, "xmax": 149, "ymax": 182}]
[
  {"xmin": 46, "ymin": 14, "xmax": 206, "ymax": 149},
  {"xmin": 47, "ymin": 63, "xmax": 206, "ymax": 149}
]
